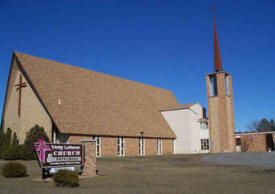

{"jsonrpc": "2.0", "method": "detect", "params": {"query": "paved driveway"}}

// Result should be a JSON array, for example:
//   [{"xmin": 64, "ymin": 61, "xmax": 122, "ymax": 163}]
[{"xmin": 202, "ymin": 152, "xmax": 275, "ymax": 168}]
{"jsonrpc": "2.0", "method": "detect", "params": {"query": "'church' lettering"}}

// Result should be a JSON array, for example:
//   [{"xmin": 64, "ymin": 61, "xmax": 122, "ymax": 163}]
[{"xmin": 53, "ymin": 150, "xmax": 81, "ymax": 157}]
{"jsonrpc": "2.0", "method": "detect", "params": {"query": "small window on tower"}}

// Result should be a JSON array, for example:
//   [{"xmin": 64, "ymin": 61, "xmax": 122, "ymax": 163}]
[
  {"xmin": 209, "ymin": 75, "xmax": 218, "ymax": 96},
  {"xmin": 225, "ymin": 75, "xmax": 230, "ymax": 96}
]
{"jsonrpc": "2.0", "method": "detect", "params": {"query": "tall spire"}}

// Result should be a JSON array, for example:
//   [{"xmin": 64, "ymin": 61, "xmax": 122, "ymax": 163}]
[{"xmin": 211, "ymin": 5, "xmax": 223, "ymax": 72}]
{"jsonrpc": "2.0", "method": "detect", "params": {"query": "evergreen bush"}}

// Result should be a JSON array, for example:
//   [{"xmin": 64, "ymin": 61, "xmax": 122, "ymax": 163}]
[
  {"xmin": 24, "ymin": 125, "xmax": 50, "ymax": 146},
  {"xmin": 53, "ymin": 170, "xmax": 79, "ymax": 187},
  {"xmin": 20, "ymin": 125, "xmax": 49, "ymax": 160},
  {"xmin": 5, "ymin": 128, "xmax": 12, "ymax": 145},
  {"xmin": 3, "ymin": 145, "xmax": 21, "ymax": 160},
  {"xmin": 0, "ymin": 128, "xmax": 15, "ymax": 159},
  {"xmin": 20, "ymin": 144, "xmax": 36, "ymax": 160},
  {"xmin": 0, "ymin": 130, "xmax": 7, "ymax": 146},
  {"xmin": 0, "ymin": 125, "xmax": 49, "ymax": 160},
  {"xmin": 12, "ymin": 132, "xmax": 19, "ymax": 145},
  {"xmin": 1, "ymin": 162, "xmax": 27, "ymax": 178},
  {"xmin": 0, "ymin": 144, "xmax": 9, "ymax": 159}
]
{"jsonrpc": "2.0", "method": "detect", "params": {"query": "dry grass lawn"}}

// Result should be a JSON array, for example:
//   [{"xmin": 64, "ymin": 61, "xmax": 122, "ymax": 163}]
[{"xmin": 1, "ymin": 154, "xmax": 275, "ymax": 194}]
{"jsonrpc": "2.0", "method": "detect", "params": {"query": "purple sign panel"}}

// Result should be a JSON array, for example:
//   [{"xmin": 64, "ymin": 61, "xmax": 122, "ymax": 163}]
[{"xmin": 34, "ymin": 139, "xmax": 84, "ymax": 168}]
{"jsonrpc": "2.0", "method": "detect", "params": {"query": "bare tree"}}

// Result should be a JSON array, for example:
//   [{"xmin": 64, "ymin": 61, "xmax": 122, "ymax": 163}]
[
  {"xmin": 246, "ymin": 119, "xmax": 275, "ymax": 132},
  {"xmin": 246, "ymin": 120, "xmax": 259, "ymax": 132}
]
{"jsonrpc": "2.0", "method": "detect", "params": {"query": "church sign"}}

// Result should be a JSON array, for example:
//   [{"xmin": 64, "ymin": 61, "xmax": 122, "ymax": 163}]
[{"xmin": 34, "ymin": 139, "xmax": 84, "ymax": 168}]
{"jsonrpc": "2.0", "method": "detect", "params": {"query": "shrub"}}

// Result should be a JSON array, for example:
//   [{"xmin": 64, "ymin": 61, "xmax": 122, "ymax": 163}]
[
  {"xmin": 21, "ymin": 125, "xmax": 49, "ymax": 160},
  {"xmin": 0, "ymin": 128, "xmax": 12, "ymax": 147},
  {"xmin": 12, "ymin": 132, "xmax": 19, "ymax": 145},
  {"xmin": 5, "ymin": 128, "xmax": 12, "ymax": 145},
  {"xmin": 0, "ymin": 129, "xmax": 19, "ymax": 159},
  {"xmin": 24, "ymin": 125, "xmax": 50, "ymax": 146},
  {"xmin": 0, "ymin": 130, "xmax": 7, "ymax": 147},
  {"xmin": 3, "ymin": 145, "xmax": 21, "ymax": 160},
  {"xmin": 1, "ymin": 162, "xmax": 27, "ymax": 178},
  {"xmin": 20, "ymin": 144, "xmax": 36, "ymax": 160},
  {"xmin": 0, "ymin": 144, "xmax": 9, "ymax": 159},
  {"xmin": 53, "ymin": 170, "xmax": 79, "ymax": 187}
]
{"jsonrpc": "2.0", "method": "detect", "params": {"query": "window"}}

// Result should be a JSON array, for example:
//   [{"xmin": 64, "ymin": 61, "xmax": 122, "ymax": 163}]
[
  {"xmin": 209, "ymin": 75, "xmax": 218, "ymax": 96},
  {"xmin": 53, "ymin": 130, "xmax": 57, "ymax": 143},
  {"xmin": 157, "ymin": 138, "xmax": 162, "ymax": 155},
  {"xmin": 225, "ymin": 75, "xmax": 230, "ymax": 96},
  {"xmin": 200, "ymin": 122, "xmax": 208, "ymax": 130},
  {"xmin": 236, "ymin": 138, "xmax": 241, "ymax": 146},
  {"xmin": 93, "ymin": 136, "xmax": 101, "ymax": 157},
  {"xmin": 117, "ymin": 137, "xmax": 124, "ymax": 156},
  {"xmin": 139, "ymin": 137, "xmax": 145, "ymax": 156},
  {"xmin": 201, "ymin": 139, "xmax": 209, "ymax": 150}
]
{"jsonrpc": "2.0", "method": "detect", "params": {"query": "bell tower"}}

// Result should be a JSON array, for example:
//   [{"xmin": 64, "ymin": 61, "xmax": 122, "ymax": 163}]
[{"xmin": 206, "ymin": 6, "xmax": 236, "ymax": 153}]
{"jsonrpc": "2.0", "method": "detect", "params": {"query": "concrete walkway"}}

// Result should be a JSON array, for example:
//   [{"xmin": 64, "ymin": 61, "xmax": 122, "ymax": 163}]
[{"xmin": 202, "ymin": 152, "xmax": 275, "ymax": 168}]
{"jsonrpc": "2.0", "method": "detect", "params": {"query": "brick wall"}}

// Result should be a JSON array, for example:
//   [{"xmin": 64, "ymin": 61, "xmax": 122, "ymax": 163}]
[
  {"xmin": 101, "ymin": 137, "xmax": 117, "ymax": 156},
  {"xmin": 68, "ymin": 135, "xmax": 91, "ymax": 144},
  {"xmin": 240, "ymin": 134, "xmax": 266, "ymax": 152},
  {"xmin": 3, "ymin": 60, "xmax": 52, "ymax": 144},
  {"xmin": 68, "ymin": 135, "xmax": 173, "ymax": 156},
  {"xmin": 162, "ymin": 139, "xmax": 173, "ymax": 154},
  {"xmin": 145, "ymin": 138, "xmax": 157, "ymax": 155},
  {"xmin": 67, "ymin": 136, "xmax": 96, "ymax": 177},
  {"xmin": 125, "ymin": 138, "xmax": 139, "ymax": 156},
  {"xmin": 81, "ymin": 140, "xmax": 96, "ymax": 177},
  {"xmin": 206, "ymin": 72, "xmax": 236, "ymax": 153}
]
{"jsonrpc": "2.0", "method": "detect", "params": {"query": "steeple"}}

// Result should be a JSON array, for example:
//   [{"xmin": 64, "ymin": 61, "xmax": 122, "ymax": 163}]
[
  {"xmin": 206, "ymin": 6, "xmax": 236, "ymax": 153},
  {"xmin": 212, "ymin": 5, "xmax": 223, "ymax": 72}
]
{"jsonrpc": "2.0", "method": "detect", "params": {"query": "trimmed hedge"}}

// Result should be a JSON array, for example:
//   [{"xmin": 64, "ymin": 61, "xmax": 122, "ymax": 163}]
[
  {"xmin": 53, "ymin": 170, "xmax": 79, "ymax": 187},
  {"xmin": 1, "ymin": 162, "xmax": 27, "ymax": 178}
]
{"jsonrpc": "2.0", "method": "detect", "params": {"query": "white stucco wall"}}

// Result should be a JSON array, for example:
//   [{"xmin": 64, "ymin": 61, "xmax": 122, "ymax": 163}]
[
  {"xmin": 161, "ymin": 109, "xmax": 191, "ymax": 153},
  {"xmin": 161, "ymin": 103, "xmax": 209, "ymax": 154},
  {"xmin": 189, "ymin": 104, "xmax": 202, "ymax": 153}
]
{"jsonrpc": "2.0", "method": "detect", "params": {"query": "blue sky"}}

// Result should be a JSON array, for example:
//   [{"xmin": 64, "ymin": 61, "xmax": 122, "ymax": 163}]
[{"xmin": 0, "ymin": 0, "xmax": 274, "ymax": 131}]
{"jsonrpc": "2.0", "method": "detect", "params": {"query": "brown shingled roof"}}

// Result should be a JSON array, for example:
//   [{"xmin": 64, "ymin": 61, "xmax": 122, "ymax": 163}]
[{"xmin": 13, "ymin": 51, "xmax": 178, "ymax": 138}]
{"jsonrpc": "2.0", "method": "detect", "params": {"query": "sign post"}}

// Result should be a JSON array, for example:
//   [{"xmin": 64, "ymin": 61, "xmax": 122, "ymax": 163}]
[
  {"xmin": 34, "ymin": 139, "xmax": 84, "ymax": 179},
  {"xmin": 80, "ymin": 140, "xmax": 96, "ymax": 177}
]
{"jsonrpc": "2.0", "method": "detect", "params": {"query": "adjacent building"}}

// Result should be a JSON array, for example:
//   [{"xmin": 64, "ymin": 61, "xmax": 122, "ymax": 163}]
[
  {"xmin": 235, "ymin": 132, "xmax": 275, "ymax": 152},
  {"xmin": 161, "ymin": 103, "xmax": 209, "ymax": 154}
]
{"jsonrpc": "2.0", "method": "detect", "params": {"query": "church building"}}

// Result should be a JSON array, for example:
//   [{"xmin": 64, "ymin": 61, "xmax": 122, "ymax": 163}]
[
  {"xmin": 1, "ymin": 51, "xmax": 178, "ymax": 156},
  {"xmin": 0, "ymin": 51, "xmax": 211, "ymax": 156},
  {"xmin": 1, "ymin": 11, "xmax": 243, "ymax": 156}
]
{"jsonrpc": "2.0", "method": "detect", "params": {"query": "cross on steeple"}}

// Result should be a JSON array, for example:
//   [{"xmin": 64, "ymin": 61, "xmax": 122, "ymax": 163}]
[
  {"xmin": 14, "ymin": 74, "xmax": 27, "ymax": 117},
  {"xmin": 211, "ymin": 5, "xmax": 223, "ymax": 72}
]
